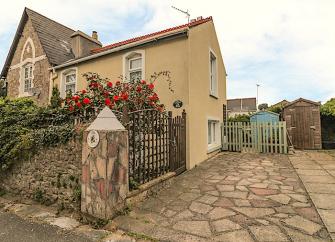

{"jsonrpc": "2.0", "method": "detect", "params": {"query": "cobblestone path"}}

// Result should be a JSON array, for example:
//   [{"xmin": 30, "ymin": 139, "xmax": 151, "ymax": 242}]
[{"xmin": 114, "ymin": 152, "xmax": 332, "ymax": 241}]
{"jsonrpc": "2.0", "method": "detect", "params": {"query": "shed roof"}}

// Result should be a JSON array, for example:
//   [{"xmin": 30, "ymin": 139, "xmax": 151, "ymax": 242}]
[
  {"xmin": 284, "ymin": 98, "xmax": 320, "ymax": 108},
  {"xmin": 250, "ymin": 110, "xmax": 279, "ymax": 117}
]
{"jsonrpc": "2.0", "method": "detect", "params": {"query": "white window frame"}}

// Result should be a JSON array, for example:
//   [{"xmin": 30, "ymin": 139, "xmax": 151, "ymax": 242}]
[
  {"xmin": 60, "ymin": 68, "xmax": 77, "ymax": 98},
  {"xmin": 23, "ymin": 63, "xmax": 33, "ymax": 93},
  {"xmin": 209, "ymin": 49, "xmax": 218, "ymax": 98},
  {"xmin": 207, "ymin": 117, "xmax": 221, "ymax": 152},
  {"xmin": 122, "ymin": 50, "xmax": 145, "ymax": 83}
]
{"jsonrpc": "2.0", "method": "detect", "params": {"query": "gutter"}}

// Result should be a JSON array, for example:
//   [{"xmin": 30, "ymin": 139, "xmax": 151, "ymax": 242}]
[{"xmin": 52, "ymin": 28, "xmax": 189, "ymax": 71}]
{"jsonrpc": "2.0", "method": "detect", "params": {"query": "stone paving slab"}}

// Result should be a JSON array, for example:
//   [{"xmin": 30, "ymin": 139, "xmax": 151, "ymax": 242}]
[
  {"xmin": 114, "ymin": 152, "xmax": 332, "ymax": 241},
  {"xmin": 289, "ymin": 151, "xmax": 335, "ymax": 241}
]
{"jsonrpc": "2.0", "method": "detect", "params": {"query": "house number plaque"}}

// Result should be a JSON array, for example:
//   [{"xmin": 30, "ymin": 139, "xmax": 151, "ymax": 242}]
[
  {"xmin": 173, "ymin": 100, "xmax": 183, "ymax": 108},
  {"xmin": 87, "ymin": 130, "xmax": 99, "ymax": 148}
]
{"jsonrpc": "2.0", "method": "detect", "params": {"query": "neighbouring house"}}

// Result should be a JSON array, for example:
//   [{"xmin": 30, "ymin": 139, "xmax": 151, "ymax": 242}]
[
  {"xmin": 1, "ymin": 8, "xmax": 227, "ymax": 169},
  {"xmin": 227, "ymin": 98, "xmax": 256, "ymax": 118}
]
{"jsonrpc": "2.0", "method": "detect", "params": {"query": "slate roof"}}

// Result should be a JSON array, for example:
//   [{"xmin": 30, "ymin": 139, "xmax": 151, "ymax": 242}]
[
  {"xmin": 91, "ymin": 16, "xmax": 212, "ymax": 54},
  {"xmin": 1, "ymin": 8, "xmax": 75, "ymax": 78}
]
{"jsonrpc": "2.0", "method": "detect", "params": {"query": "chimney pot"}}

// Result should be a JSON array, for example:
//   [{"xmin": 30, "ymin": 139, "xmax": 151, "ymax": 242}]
[
  {"xmin": 196, "ymin": 16, "xmax": 203, "ymax": 21},
  {"xmin": 92, "ymin": 31, "xmax": 98, "ymax": 40}
]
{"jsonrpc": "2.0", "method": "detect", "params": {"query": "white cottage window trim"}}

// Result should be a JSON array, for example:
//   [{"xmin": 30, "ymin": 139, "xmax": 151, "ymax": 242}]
[
  {"xmin": 209, "ymin": 48, "xmax": 218, "ymax": 98},
  {"xmin": 19, "ymin": 38, "xmax": 36, "ymax": 97},
  {"xmin": 207, "ymin": 116, "xmax": 221, "ymax": 153},
  {"xmin": 122, "ymin": 50, "xmax": 145, "ymax": 83},
  {"xmin": 60, "ymin": 68, "xmax": 78, "ymax": 98}
]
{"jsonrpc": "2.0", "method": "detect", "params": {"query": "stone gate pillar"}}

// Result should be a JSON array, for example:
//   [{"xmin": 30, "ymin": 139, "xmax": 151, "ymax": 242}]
[{"xmin": 81, "ymin": 107, "xmax": 128, "ymax": 219}]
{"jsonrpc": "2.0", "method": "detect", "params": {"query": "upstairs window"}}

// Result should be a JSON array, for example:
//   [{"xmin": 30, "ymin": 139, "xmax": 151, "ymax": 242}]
[
  {"xmin": 123, "ymin": 51, "xmax": 145, "ymax": 83},
  {"xmin": 23, "ymin": 64, "xmax": 33, "ymax": 92},
  {"xmin": 209, "ymin": 51, "xmax": 217, "ymax": 97},
  {"xmin": 129, "ymin": 56, "xmax": 142, "ymax": 82},
  {"xmin": 65, "ymin": 72, "xmax": 76, "ymax": 95}
]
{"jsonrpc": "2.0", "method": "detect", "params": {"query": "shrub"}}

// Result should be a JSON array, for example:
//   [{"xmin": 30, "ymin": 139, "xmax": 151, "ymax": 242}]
[
  {"xmin": 64, "ymin": 72, "xmax": 166, "ymax": 119},
  {"xmin": 0, "ymin": 98, "xmax": 74, "ymax": 171},
  {"xmin": 321, "ymin": 98, "xmax": 335, "ymax": 117},
  {"xmin": 228, "ymin": 114, "xmax": 250, "ymax": 122}
]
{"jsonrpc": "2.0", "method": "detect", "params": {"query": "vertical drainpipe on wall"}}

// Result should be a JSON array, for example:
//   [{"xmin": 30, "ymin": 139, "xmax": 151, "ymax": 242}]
[
  {"xmin": 186, "ymin": 27, "xmax": 191, "ymax": 170},
  {"xmin": 49, "ymin": 67, "xmax": 58, "ymax": 103}
]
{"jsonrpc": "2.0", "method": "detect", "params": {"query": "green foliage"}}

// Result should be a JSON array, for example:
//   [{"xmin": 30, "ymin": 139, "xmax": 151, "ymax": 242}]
[
  {"xmin": 0, "ymin": 79, "xmax": 7, "ymax": 98},
  {"xmin": 321, "ymin": 98, "xmax": 335, "ymax": 117},
  {"xmin": 33, "ymin": 188, "xmax": 44, "ymax": 203},
  {"xmin": 258, "ymin": 103, "xmax": 268, "ymax": 111},
  {"xmin": 72, "ymin": 185, "xmax": 81, "ymax": 202},
  {"xmin": 0, "ymin": 98, "xmax": 75, "ymax": 171},
  {"xmin": 267, "ymin": 105, "xmax": 282, "ymax": 114},
  {"xmin": 129, "ymin": 177, "xmax": 140, "ymax": 190},
  {"xmin": 49, "ymin": 86, "xmax": 62, "ymax": 109},
  {"xmin": 228, "ymin": 114, "xmax": 250, "ymax": 122}
]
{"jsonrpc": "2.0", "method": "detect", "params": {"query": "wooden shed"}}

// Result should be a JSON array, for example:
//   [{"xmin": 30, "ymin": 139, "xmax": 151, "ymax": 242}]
[{"xmin": 283, "ymin": 98, "xmax": 322, "ymax": 149}]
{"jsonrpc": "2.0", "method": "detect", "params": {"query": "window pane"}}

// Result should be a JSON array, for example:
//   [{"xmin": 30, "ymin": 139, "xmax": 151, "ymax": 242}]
[
  {"xmin": 66, "ymin": 74, "xmax": 76, "ymax": 84},
  {"xmin": 208, "ymin": 121, "xmax": 212, "ymax": 144},
  {"xmin": 130, "ymin": 70, "xmax": 142, "ymax": 82},
  {"xmin": 210, "ymin": 52, "xmax": 217, "ymax": 94},
  {"xmin": 66, "ymin": 83, "xmax": 75, "ymax": 94},
  {"xmin": 130, "ymin": 58, "xmax": 142, "ymax": 70},
  {"xmin": 24, "ymin": 79, "xmax": 31, "ymax": 92},
  {"xmin": 213, "ymin": 122, "xmax": 216, "ymax": 142}
]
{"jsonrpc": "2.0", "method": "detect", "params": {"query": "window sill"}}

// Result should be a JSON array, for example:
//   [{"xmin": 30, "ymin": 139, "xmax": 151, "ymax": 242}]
[
  {"xmin": 19, "ymin": 92, "xmax": 33, "ymax": 98},
  {"xmin": 207, "ymin": 143, "xmax": 221, "ymax": 154},
  {"xmin": 210, "ymin": 94, "xmax": 219, "ymax": 99}
]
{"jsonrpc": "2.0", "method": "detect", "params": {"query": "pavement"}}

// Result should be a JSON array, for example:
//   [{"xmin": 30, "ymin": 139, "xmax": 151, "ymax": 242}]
[
  {"xmin": 0, "ymin": 197, "xmax": 137, "ymax": 242},
  {"xmin": 113, "ymin": 152, "xmax": 333, "ymax": 241},
  {"xmin": 290, "ymin": 151, "xmax": 335, "ymax": 241},
  {"xmin": 0, "ymin": 210, "xmax": 92, "ymax": 242}
]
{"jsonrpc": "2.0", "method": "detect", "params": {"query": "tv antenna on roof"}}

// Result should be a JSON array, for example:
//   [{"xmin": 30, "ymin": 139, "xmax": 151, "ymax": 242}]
[{"xmin": 171, "ymin": 6, "xmax": 190, "ymax": 23}]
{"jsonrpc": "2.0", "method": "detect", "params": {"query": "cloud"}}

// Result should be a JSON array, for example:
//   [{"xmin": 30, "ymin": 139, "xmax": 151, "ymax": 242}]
[{"xmin": 0, "ymin": 0, "xmax": 334, "ymax": 104}]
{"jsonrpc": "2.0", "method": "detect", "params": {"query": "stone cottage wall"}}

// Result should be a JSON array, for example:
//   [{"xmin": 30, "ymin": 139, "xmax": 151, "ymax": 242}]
[
  {"xmin": 0, "ymin": 139, "xmax": 82, "ymax": 210},
  {"xmin": 6, "ymin": 18, "xmax": 50, "ymax": 105}
]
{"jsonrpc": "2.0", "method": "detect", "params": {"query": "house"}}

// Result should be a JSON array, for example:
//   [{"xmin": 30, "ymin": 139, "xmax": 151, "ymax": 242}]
[
  {"xmin": 1, "ymin": 8, "xmax": 227, "ymax": 169},
  {"xmin": 227, "ymin": 98, "xmax": 256, "ymax": 117}
]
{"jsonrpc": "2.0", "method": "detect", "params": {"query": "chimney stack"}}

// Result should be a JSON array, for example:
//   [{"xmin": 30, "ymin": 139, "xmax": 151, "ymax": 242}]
[
  {"xmin": 196, "ymin": 16, "xmax": 203, "ymax": 21},
  {"xmin": 92, "ymin": 31, "xmax": 98, "ymax": 40},
  {"xmin": 70, "ymin": 30, "xmax": 102, "ymax": 58}
]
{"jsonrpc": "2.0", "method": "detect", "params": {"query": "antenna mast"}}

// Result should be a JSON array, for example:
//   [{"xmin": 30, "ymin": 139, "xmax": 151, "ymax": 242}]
[{"xmin": 171, "ymin": 6, "xmax": 190, "ymax": 23}]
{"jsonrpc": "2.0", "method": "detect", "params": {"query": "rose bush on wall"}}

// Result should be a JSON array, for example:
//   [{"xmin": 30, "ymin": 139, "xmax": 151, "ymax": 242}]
[{"xmin": 64, "ymin": 72, "xmax": 167, "ymax": 118}]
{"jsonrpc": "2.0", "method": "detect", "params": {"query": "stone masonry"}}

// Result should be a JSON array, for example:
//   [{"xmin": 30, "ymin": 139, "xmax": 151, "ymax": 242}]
[
  {"xmin": 81, "ymin": 107, "xmax": 129, "ymax": 219},
  {"xmin": 114, "ymin": 152, "xmax": 332, "ymax": 241},
  {"xmin": 0, "ymin": 139, "xmax": 82, "ymax": 210},
  {"xmin": 6, "ymin": 18, "xmax": 50, "ymax": 105}
]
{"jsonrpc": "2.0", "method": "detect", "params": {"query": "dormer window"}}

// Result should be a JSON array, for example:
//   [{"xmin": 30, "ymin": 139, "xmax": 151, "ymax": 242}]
[
  {"xmin": 23, "ymin": 63, "xmax": 33, "ymax": 92},
  {"xmin": 123, "ymin": 50, "xmax": 145, "ymax": 82}
]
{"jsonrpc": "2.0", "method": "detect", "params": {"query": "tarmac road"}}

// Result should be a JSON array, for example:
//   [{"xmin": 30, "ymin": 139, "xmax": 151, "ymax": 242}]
[{"xmin": 0, "ymin": 211, "xmax": 93, "ymax": 242}]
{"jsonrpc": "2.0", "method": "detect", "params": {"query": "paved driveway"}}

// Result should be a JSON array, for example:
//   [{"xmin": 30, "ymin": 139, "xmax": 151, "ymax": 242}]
[{"xmin": 115, "ymin": 152, "xmax": 332, "ymax": 241}]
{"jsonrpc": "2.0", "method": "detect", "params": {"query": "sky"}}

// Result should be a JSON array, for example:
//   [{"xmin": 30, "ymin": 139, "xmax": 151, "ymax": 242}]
[{"xmin": 0, "ymin": 0, "xmax": 334, "ymax": 105}]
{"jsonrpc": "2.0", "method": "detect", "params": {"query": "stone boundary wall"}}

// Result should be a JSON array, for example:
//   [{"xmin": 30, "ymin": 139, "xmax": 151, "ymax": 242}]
[{"xmin": 0, "ymin": 139, "xmax": 82, "ymax": 210}]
